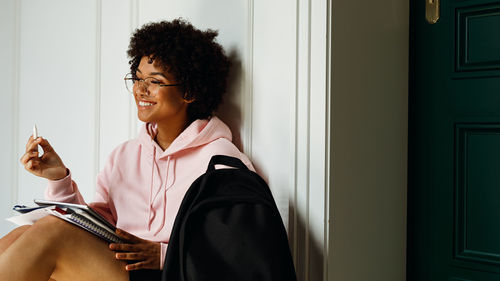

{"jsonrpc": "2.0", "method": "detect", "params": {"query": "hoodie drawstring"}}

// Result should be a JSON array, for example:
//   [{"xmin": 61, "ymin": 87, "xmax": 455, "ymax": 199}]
[
  {"xmin": 147, "ymin": 145, "xmax": 156, "ymax": 231},
  {"xmin": 149, "ymin": 153, "xmax": 178, "ymax": 236},
  {"xmin": 151, "ymin": 155, "xmax": 170, "ymax": 206},
  {"xmin": 153, "ymin": 155, "xmax": 176, "ymax": 235}
]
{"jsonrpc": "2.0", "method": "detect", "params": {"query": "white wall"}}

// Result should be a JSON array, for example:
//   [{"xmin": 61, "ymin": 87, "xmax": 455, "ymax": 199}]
[
  {"xmin": 0, "ymin": 0, "xmax": 18, "ymax": 236},
  {"xmin": 0, "ymin": 0, "xmax": 331, "ymax": 279},
  {"xmin": 0, "ymin": 0, "xmax": 408, "ymax": 280},
  {"xmin": 1, "ymin": 0, "xmax": 101, "ymax": 221}
]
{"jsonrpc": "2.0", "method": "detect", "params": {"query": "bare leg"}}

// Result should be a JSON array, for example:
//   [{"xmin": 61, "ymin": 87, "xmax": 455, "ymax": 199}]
[
  {"xmin": 0, "ymin": 226, "xmax": 56, "ymax": 281},
  {"xmin": 0, "ymin": 216, "xmax": 129, "ymax": 281},
  {"xmin": 0, "ymin": 225, "xmax": 30, "ymax": 254}
]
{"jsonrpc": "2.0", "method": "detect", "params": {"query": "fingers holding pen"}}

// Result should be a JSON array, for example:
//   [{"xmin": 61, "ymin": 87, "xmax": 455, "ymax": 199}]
[
  {"xmin": 20, "ymin": 136, "xmax": 50, "ymax": 175},
  {"xmin": 21, "ymin": 137, "xmax": 40, "ymax": 164},
  {"xmin": 20, "ymin": 149, "xmax": 39, "ymax": 165},
  {"xmin": 37, "ymin": 138, "xmax": 55, "ymax": 153},
  {"xmin": 22, "ymin": 136, "xmax": 58, "ymax": 159},
  {"xmin": 20, "ymin": 127, "xmax": 68, "ymax": 180},
  {"xmin": 21, "ymin": 156, "xmax": 42, "ymax": 176},
  {"xmin": 26, "ymin": 158, "xmax": 41, "ymax": 171},
  {"xmin": 25, "ymin": 135, "xmax": 34, "ymax": 150},
  {"xmin": 25, "ymin": 135, "xmax": 41, "ymax": 153}
]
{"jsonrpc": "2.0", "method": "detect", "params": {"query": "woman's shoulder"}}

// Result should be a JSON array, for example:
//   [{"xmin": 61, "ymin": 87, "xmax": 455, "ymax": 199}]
[
  {"xmin": 110, "ymin": 123, "xmax": 154, "ymax": 155},
  {"xmin": 198, "ymin": 138, "xmax": 254, "ymax": 170},
  {"xmin": 200, "ymin": 137, "xmax": 239, "ymax": 155},
  {"xmin": 111, "ymin": 138, "xmax": 142, "ymax": 154},
  {"xmin": 105, "ymin": 136, "xmax": 148, "ymax": 164}
]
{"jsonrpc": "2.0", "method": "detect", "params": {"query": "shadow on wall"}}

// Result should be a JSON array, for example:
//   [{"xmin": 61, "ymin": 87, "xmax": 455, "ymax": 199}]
[
  {"xmin": 289, "ymin": 203, "xmax": 324, "ymax": 281},
  {"xmin": 216, "ymin": 48, "xmax": 266, "ymax": 182},
  {"xmin": 218, "ymin": 48, "xmax": 323, "ymax": 281},
  {"xmin": 215, "ymin": 48, "xmax": 243, "ymax": 152}
]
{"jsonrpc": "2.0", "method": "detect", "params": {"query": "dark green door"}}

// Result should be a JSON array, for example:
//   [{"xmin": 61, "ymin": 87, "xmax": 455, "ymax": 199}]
[{"xmin": 408, "ymin": 0, "xmax": 500, "ymax": 280}]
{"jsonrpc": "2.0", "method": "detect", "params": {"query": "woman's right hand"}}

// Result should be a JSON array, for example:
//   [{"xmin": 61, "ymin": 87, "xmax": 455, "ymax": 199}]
[{"xmin": 20, "ymin": 136, "xmax": 68, "ymax": 181}]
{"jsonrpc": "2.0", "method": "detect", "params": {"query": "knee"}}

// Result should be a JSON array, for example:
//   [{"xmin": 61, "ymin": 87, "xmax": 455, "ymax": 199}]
[
  {"xmin": 34, "ymin": 214, "xmax": 63, "ymax": 226},
  {"xmin": 29, "ymin": 215, "xmax": 73, "ymax": 243},
  {"xmin": 34, "ymin": 214, "xmax": 65, "ymax": 226},
  {"xmin": 0, "ymin": 225, "xmax": 31, "ymax": 254},
  {"xmin": 12, "ymin": 225, "xmax": 30, "ymax": 236},
  {"xmin": 8, "ymin": 225, "xmax": 31, "ymax": 241}
]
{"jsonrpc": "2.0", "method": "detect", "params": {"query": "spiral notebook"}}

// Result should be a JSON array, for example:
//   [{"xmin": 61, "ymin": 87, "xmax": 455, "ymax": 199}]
[{"xmin": 7, "ymin": 200, "xmax": 124, "ymax": 244}]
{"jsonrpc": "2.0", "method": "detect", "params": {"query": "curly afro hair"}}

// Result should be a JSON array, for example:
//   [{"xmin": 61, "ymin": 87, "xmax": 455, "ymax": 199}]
[{"xmin": 127, "ymin": 19, "xmax": 230, "ymax": 122}]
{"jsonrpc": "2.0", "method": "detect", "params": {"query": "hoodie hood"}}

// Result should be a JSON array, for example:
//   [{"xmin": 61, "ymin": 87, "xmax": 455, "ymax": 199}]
[{"xmin": 139, "ymin": 116, "xmax": 233, "ymax": 158}]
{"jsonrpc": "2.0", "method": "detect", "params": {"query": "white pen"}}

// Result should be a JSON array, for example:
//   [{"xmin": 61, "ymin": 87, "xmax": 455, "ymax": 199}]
[
  {"xmin": 33, "ymin": 124, "xmax": 38, "ymax": 139},
  {"xmin": 33, "ymin": 124, "xmax": 39, "ymax": 153}
]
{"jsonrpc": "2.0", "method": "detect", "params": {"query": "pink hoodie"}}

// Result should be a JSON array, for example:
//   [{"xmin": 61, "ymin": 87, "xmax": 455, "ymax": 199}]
[{"xmin": 44, "ymin": 117, "xmax": 254, "ymax": 268}]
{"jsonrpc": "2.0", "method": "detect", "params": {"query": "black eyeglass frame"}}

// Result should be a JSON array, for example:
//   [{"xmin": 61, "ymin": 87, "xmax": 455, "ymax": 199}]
[{"xmin": 124, "ymin": 73, "xmax": 182, "ymax": 93}]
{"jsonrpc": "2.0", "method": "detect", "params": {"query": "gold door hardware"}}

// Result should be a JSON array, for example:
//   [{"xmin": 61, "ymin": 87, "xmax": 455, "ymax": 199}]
[{"xmin": 426, "ymin": 0, "xmax": 440, "ymax": 24}]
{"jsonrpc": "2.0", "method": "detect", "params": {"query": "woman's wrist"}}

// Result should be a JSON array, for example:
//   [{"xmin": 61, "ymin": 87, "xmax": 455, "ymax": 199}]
[{"xmin": 48, "ymin": 168, "xmax": 69, "ymax": 181}]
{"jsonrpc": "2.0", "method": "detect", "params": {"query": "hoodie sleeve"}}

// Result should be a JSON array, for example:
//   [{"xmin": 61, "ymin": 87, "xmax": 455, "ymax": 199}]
[
  {"xmin": 45, "ymin": 169, "xmax": 86, "ymax": 204},
  {"xmin": 45, "ymin": 149, "xmax": 118, "ymax": 225},
  {"xmin": 88, "ymin": 150, "xmax": 118, "ymax": 225}
]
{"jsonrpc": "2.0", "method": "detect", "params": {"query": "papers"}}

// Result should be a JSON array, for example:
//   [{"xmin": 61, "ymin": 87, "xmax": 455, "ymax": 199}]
[
  {"xmin": 6, "ymin": 206, "xmax": 52, "ymax": 226},
  {"xmin": 6, "ymin": 201, "xmax": 124, "ymax": 244}
]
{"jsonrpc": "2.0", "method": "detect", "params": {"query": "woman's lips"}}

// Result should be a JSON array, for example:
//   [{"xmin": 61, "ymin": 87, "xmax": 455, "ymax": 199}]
[{"xmin": 138, "ymin": 100, "xmax": 155, "ymax": 107}]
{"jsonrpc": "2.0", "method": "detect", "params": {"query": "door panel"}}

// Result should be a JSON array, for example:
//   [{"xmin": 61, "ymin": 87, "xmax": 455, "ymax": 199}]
[
  {"xmin": 409, "ymin": 0, "xmax": 500, "ymax": 280},
  {"xmin": 455, "ymin": 125, "xmax": 500, "ymax": 271},
  {"xmin": 455, "ymin": 3, "xmax": 500, "ymax": 72}
]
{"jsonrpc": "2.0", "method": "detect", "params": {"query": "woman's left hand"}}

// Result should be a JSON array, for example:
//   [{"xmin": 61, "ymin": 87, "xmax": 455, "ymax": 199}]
[{"xmin": 109, "ymin": 229, "xmax": 161, "ymax": 271}]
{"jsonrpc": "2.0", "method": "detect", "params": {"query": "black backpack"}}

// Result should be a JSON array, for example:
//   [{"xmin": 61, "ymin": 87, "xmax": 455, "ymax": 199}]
[{"xmin": 161, "ymin": 155, "xmax": 297, "ymax": 281}]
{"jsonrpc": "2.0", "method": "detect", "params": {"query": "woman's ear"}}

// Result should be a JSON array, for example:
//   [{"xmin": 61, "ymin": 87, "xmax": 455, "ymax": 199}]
[{"xmin": 183, "ymin": 93, "xmax": 195, "ymax": 104}]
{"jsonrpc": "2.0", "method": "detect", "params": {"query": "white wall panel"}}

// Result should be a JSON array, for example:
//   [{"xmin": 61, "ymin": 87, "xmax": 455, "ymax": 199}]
[
  {"xmin": 17, "ymin": 0, "xmax": 98, "ymax": 204},
  {"xmin": 308, "ymin": 0, "xmax": 329, "ymax": 279},
  {"xmin": 99, "ymin": 0, "xmax": 135, "ymax": 174},
  {"xmin": 295, "ymin": 0, "xmax": 312, "ymax": 277},
  {"xmin": 0, "ymin": 1, "xmax": 342, "ymax": 280},
  {"xmin": 291, "ymin": 0, "xmax": 331, "ymax": 279},
  {"xmin": 252, "ymin": 0, "xmax": 296, "ymax": 229},
  {"xmin": 0, "ymin": 0, "xmax": 19, "ymax": 236}
]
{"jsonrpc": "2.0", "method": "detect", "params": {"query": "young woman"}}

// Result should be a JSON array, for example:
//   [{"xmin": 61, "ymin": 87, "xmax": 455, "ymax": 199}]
[{"xmin": 0, "ymin": 19, "xmax": 253, "ymax": 281}]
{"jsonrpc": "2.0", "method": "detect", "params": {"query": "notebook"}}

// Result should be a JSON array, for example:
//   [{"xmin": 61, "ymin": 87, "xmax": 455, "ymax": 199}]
[{"xmin": 7, "ymin": 200, "xmax": 124, "ymax": 244}]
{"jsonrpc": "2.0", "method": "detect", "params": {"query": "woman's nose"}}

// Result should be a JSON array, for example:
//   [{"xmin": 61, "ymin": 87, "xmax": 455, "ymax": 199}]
[{"xmin": 135, "ymin": 83, "xmax": 150, "ymax": 96}]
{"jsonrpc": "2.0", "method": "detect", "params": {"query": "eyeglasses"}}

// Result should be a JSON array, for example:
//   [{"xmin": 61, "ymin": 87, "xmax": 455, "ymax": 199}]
[{"xmin": 124, "ymin": 73, "xmax": 182, "ymax": 95}]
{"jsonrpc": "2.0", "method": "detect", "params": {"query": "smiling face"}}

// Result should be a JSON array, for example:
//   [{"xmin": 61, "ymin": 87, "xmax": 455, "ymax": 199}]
[{"xmin": 133, "ymin": 56, "xmax": 190, "ymax": 127}]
